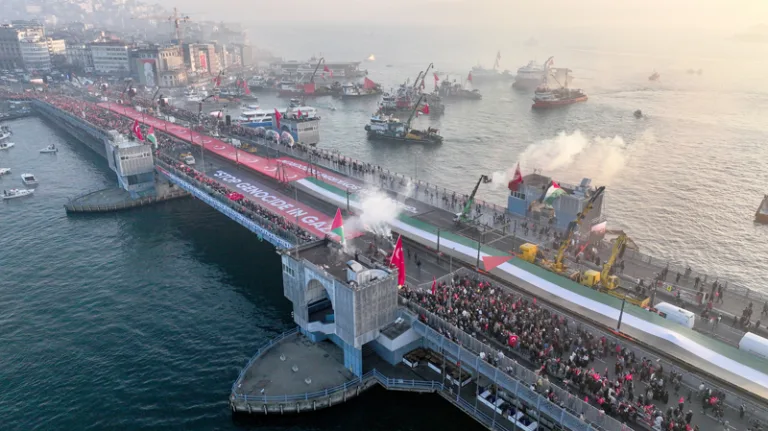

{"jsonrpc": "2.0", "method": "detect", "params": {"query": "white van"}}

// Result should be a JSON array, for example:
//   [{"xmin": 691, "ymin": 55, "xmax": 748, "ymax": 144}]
[
  {"xmin": 654, "ymin": 302, "xmax": 695, "ymax": 329},
  {"xmin": 739, "ymin": 332, "xmax": 768, "ymax": 360}
]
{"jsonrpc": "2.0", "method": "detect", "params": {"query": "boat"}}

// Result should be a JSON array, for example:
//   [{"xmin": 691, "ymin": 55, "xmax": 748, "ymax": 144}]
[
  {"xmin": 0, "ymin": 168, "xmax": 10, "ymax": 176},
  {"xmin": 247, "ymin": 75, "xmax": 270, "ymax": 92},
  {"xmin": 365, "ymin": 95, "xmax": 443, "ymax": 144},
  {"xmin": 531, "ymin": 68, "xmax": 587, "ymax": 109},
  {"xmin": 39, "ymin": 144, "xmax": 58, "ymax": 153},
  {"xmin": 633, "ymin": 109, "xmax": 644, "ymax": 119},
  {"xmin": 512, "ymin": 57, "xmax": 554, "ymax": 89},
  {"xmin": 0, "ymin": 142, "xmax": 15, "ymax": 150},
  {"xmin": 21, "ymin": 173, "xmax": 38, "ymax": 185},
  {"xmin": 0, "ymin": 132, "xmax": 11, "ymax": 141},
  {"xmin": 367, "ymin": 54, "xmax": 376, "ymax": 62},
  {"xmin": 649, "ymin": 71, "xmax": 660, "ymax": 81},
  {"xmin": 269, "ymin": 58, "xmax": 367, "ymax": 80},
  {"xmin": 438, "ymin": 80, "xmax": 482, "ymax": 100},
  {"xmin": 470, "ymin": 51, "xmax": 512, "ymax": 82},
  {"xmin": 239, "ymin": 104, "xmax": 320, "ymax": 129},
  {"xmin": 755, "ymin": 195, "xmax": 768, "ymax": 224},
  {"xmin": 2, "ymin": 188, "xmax": 34, "ymax": 200},
  {"xmin": 340, "ymin": 78, "xmax": 383, "ymax": 99},
  {"xmin": 180, "ymin": 153, "xmax": 196, "ymax": 165}
]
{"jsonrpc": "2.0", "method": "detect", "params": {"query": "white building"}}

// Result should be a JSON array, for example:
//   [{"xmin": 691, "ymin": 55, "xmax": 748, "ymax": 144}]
[
  {"xmin": 20, "ymin": 40, "xmax": 51, "ymax": 71},
  {"xmin": 90, "ymin": 42, "xmax": 129, "ymax": 75},
  {"xmin": 46, "ymin": 38, "xmax": 66, "ymax": 55},
  {"xmin": 66, "ymin": 44, "xmax": 93, "ymax": 72}
]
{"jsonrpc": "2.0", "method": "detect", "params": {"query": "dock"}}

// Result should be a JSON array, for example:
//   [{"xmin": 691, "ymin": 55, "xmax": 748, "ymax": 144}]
[{"xmin": 64, "ymin": 186, "xmax": 188, "ymax": 213}]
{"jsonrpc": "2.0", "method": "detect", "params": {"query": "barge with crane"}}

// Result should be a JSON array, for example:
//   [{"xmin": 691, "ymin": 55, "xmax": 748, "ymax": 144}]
[{"xmin": 365, "ymin": 94, "xmax": 442, "ymax": 144}]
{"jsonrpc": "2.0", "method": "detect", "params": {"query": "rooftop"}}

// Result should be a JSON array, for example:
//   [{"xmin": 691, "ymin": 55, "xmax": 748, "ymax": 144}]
[
  {"xmin": 379, "ymin": 317, "xmax": 411, "ymax": 340},
  {"xmin": 292, "ymin": 239, "xmax": 357, "ymax": 281}
]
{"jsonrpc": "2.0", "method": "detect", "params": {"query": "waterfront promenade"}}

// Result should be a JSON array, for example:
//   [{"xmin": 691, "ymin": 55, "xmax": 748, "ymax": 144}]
[{"xmin": 30, "ymin": 95, "xmax": 767, "ymax": 430}]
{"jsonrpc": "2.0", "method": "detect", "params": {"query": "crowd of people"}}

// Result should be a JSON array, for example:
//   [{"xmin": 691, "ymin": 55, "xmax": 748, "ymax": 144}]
[
  {"xmin": 34, "ymin": 93, "xmax": 315, "ymax": 245},
  {"xmin": 399, "ymin": 273, "xmax": 739, "ymax": 431}
]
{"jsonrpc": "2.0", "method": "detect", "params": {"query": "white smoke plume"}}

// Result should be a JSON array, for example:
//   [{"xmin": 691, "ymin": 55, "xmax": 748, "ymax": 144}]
[
  {"xmin": 518, "ymin": 130, "xmax": 629, "ymax": 184},
  {"xmin": 344, "ymin": 189, "xmax": 403, "ymax": 241}
]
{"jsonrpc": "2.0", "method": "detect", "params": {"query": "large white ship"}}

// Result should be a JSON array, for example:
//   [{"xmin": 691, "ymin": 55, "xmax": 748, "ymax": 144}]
[{"xmin": 512, "ymin": 56, "xmax": 554, "ymax": 89}]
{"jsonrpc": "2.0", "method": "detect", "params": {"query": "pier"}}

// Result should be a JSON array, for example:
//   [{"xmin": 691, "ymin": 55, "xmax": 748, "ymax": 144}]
[{"xmin": 28, "ymin": 95, "xmax": 768, "ymax": 431}]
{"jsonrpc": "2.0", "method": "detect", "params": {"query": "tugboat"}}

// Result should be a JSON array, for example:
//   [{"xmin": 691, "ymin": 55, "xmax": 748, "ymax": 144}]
[
  {"xmin": 365, "ymin": 95, "xmax": 443, "ymax": 144},
  {"xmin": 531, "ymin": 68, "xmax": 587, "ymax": 109}
]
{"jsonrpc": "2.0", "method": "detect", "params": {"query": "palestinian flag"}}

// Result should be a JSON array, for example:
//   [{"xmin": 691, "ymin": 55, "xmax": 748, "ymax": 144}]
[
  {"xmin": 331, "ymin": 208, "xmax": 345, "ymax": 246},
  {"xmin": 146, "ymin": 126, "xmax": 157, "ymax": 149},
  {"xmin": 543, "ymin": 181, "xmax": 567, "ymax": 206}
]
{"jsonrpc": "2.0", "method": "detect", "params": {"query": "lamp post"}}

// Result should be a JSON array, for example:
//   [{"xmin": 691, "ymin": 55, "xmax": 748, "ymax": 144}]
[
  {"xmin": 617, "ymin": 295, "xmax": 627, "ymax": 331},
  {"xmin": 346, "ymin": 188, "xmax": 350, "ymax": 212}
]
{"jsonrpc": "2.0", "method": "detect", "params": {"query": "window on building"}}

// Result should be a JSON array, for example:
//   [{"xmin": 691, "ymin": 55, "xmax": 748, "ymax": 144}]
[{"xmin": 282, "ymin": 263, "xmax": 296, "ymax": 278}]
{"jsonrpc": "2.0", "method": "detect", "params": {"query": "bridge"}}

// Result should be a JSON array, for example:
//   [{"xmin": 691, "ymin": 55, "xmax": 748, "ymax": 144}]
[{"xmin": 25, "ymin": 96, "xmax": 768, "ymax": 431}]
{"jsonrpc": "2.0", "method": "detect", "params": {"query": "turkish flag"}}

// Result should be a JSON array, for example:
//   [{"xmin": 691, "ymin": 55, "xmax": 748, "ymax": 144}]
[{"xmin": 390, "ymin": 235, "xmax": 406, "ymax": 286}]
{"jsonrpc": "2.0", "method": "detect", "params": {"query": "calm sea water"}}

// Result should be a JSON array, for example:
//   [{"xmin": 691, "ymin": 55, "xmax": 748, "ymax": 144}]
[
  {"xmin": 0, "ymin": 117, "xmax": 482, "ymax": 430},
  {"xmin": 251, "ymin": 24, "xmax": 768, "ymax": 288}
]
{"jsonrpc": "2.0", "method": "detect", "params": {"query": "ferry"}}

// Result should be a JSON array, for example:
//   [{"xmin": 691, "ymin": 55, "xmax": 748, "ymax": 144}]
[
  {"xmin": 270, "ymin": 58, "xmax": 367, "ymax": 80},
  {"xmin": 238, "ymin": 105, "xmax": 320, "ymax": 128},
  {"xmin": 512, "ymin": 57, "xmax": 553, "ymax": 90}
]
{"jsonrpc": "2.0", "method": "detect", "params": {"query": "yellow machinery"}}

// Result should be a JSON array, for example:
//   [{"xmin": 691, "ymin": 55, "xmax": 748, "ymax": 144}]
[
  {"xmin": 518, "ymin": 243, "xmax": 538, "ymax": 263},
  {"xmin": 580, "ymin": 269, "xmax": 601, "ymax": 287},
  {"xmin": 597, "ymin": 233, "xmax": 627, "ymax": 291},
  {"xmin": 547, "ymin": 186, "xmax": 606, "ymax": 274}
]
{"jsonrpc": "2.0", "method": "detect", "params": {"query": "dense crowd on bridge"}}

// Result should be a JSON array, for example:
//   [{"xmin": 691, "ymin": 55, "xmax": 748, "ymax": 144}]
[{"xmin": 399, "ymin": 274, "xmax": 742, "ymax": 431}]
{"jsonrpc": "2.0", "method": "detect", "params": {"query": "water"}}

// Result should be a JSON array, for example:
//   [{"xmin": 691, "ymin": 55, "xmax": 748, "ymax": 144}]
[
  {"xmin": 4, "ymin": 24, "xmax": 768, "ymax": 430},
  {"xmin": 244, "ymin": 24, "xmax": 768, "ymax": 289},
  {"xmin": 0, "ymin": 117, "xmax": 482, "ymax": 430}
]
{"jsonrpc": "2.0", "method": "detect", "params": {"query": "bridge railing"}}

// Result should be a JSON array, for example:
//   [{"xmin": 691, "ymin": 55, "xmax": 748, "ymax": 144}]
[{"xmin": 155, "ymin": 158, "xmax": 303, "ymax": 246}]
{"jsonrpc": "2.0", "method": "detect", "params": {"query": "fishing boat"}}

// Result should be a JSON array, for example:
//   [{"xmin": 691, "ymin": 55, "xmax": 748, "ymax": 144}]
[
  {"xmin": 512, "ymin": 57, "xmax": 553, "ymax": 89},
  {"xmin": 365, "ymin": 95, "xmax": 442, "ymax": 144},
  {"xmin": 2, "ymin": 188, "xmax": 34, "ymax": 200},
  {"xmin": 0, "ymin": 168, "xmax": 10, "ymax": 176},
  {"xmin": 39, "ymin": 144, "xmax": 58, "ymax": 154},
  {"xmin": 532, "ymin": 68, "xmax": 587, "ymax": 109},
  {"xmin": 470, "ymin": 51, "xmax": 512, "ymax": 82},
  {"xmin": 21, "ymin": 173, "xmax": 38, "ymax": 186},
  {"xmin": 340, "ymin": 78, "xmax": 383, "ymax": 99},
  {"xmin": 438, "ymin": 80, "xmax": 482, "ymax": 100},
  {"xmin": 0, "ymin": 142, "xmax": 15, "ymax": 150}
]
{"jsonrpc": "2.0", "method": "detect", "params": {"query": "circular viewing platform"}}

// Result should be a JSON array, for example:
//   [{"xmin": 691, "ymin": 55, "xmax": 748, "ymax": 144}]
[{"xmin": 230, "ymin": 329, "xmax": 374, "ymax": 415}]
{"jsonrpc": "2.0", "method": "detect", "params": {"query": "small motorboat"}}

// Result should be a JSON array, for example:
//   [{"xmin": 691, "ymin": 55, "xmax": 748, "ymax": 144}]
[
  {"xmin": 2, "ymin": 188, "xmax": 34, "ymax": 200},
  {"xmin": 0, "ymin": 132, "xmax": 11, "ymax": 141},
  {"xmin": 634, "ymin": 109, "xmax": 643, "ymax": 119},
  {"xmin": 0, "ymin": 142, "xmax": 15, "ymax": 150},
  {"xmin": 21, "ymin": 173, "xmax": 38, "ymax": 186},
  {"xmin": 40, "ymin": 144, "xmax": 58, "ymax": 154},
  {"xmin": 0, "ymin": 168, "xmax": 10, "ymax": 176}
]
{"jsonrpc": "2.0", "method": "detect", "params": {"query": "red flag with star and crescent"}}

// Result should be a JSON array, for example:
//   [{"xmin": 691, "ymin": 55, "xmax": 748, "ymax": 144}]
[
  {"xmin": 131, "ymin": 119, "xmax": 144, "ymax": 141},
  {"xmin": 390, "ymin": 235, "xmax": 406, "ymax": 287}
]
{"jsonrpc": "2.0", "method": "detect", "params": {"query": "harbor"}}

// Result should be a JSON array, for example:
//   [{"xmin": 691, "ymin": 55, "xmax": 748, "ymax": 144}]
[{"xmin": 6, "ymin": 90, "xmax": 766, "ymax": 431}]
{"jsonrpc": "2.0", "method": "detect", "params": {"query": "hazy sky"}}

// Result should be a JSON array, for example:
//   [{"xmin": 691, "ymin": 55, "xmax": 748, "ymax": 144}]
[{"xmin": 163, "ymin": 0, "xmax": 766, "ymax": 31}]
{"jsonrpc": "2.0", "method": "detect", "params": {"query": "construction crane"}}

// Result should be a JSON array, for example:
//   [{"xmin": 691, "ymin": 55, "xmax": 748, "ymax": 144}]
[
  {"xmin": 133, "ymin": 7, "xmax": 191, "ymax": 55},
  {"xmin": 547, "ymin": 185, "xmax": 605, "ymax": 274},
  {"xmin": 453, "ymin": 173, "xmax": 492, "ymax": 224},
  {"xmin": 308, "ymin": 57, "xmax": 325, "ymax": 83},
  {"xmin": 412, "ymin": 63, "xmax": 433, "ymax": 93},
  {"xmin": 598, "ymin": 233, "xmax": 627, "ymax": 289}
]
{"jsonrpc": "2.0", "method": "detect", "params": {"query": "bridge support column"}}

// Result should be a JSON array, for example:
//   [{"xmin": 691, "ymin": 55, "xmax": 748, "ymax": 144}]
[{"xmin": 343, "ymin": 341, "xmax": 362, "ymax": 377}]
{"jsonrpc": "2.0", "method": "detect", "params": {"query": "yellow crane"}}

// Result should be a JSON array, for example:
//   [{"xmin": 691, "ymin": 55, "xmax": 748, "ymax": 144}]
[
  {"xmin": 581, "ymin": 232, "xmax": 627, "ymax": 290},
  {"xmin": 546, "ymin": 185, "xmax": 605, "ymax": 273}
]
